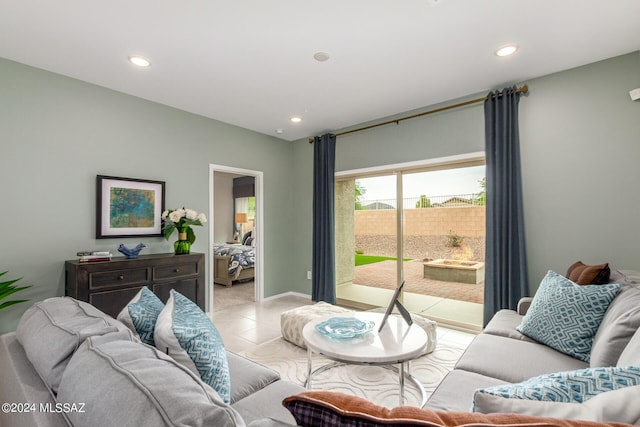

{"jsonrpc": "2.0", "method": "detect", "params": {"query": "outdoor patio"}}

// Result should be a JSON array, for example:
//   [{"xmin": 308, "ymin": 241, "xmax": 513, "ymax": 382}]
[{"xmin": 354, "ymin": 259, "xmax": 484, "ymax": 305}]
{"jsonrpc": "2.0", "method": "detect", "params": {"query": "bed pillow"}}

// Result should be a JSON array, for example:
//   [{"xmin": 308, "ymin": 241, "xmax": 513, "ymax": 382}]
[
  {"xmin": 473, "ymin": 366, "xmax": 640, "ymax": 424},
  {"xmin": 282, "ymin": 391, "xmax": 628, "ymax": 427},
  {"xmin": 117, "ymin": 287, "xmax": 164, "ymax": 346},
  {"xmin": 566, "ymin": 261, "xmax": 610, "ymax": 285},
  {"xmin": 154, "ymin": 289, "xmax": 231, "ymax": 403},
  {"xmin": 516, "ymin": 271, "xmax": 621, "ymax": 362},
  {"xmin": 242, "ymin": 230, "xmax": 253, "ymax": 245}
]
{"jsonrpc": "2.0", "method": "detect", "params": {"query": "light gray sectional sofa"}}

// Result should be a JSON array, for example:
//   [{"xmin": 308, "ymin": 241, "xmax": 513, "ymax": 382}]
[
  {"xmin": 3, "ymin": 272, "xmax": 640, "ymax": 426},
  {"xmin": 0, "ymin": 297, "xmax": 303, "ymax": 427},
  {"xmin": 425, "ymin": 275, "xmax": 640, "ymax": 425}
]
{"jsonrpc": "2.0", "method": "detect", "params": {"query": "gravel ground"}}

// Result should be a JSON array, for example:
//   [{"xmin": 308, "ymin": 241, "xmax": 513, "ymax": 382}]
[{"xmin": 355, "ymin": 235, "xmax": 485, "ymax": 262}]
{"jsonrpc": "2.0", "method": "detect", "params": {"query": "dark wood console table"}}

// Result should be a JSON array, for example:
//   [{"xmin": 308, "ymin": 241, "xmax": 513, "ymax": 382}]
[{"xmin": 65, "ymin": 253, "xmax": 205, "ymax": 318}]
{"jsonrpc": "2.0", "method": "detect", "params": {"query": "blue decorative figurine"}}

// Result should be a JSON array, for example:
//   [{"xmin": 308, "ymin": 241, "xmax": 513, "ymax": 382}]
[{"xmin": 118, "ymin": 243, "xmax": 147, "ymax": 259}]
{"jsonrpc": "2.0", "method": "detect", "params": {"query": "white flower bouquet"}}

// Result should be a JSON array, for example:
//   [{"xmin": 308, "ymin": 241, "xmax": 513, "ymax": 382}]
[{"xmin": 162, "ymin": 207, "xmax": 207, "ymax": 245}]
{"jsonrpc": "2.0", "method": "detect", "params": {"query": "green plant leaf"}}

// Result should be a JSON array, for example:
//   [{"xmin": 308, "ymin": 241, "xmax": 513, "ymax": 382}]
[
  {"xmin": 0, "ymin": 272, "xmax": 30, "ymax": 311},
  {"xmin": 163, "ymin": 223, "xmax": 176, "ymax": 240},
  {"xmin": 0, "ymin": 277, "xmax": 22, "ymax": 291},
  {"xmin": 0, "ymin": 286, "xmax": 30, "ymax": 300},
  {"xmin": 186, "ymin": 227, "xmax": 196, "ymax": 244},
  {"xmin": 0, "ymin": 300, "xmax": 28, "ymax": 310}
]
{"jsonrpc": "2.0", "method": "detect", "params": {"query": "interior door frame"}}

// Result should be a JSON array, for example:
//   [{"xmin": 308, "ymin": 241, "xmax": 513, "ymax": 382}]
[{"xmin": 208, "ymin": 164, "xmax": 264, "ymax": 311}]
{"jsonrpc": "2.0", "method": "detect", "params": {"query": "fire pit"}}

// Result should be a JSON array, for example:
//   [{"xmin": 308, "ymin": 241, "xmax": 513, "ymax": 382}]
[{"xmin": 423, "ymin": 259, "xmax": 485, "ymax": 284}]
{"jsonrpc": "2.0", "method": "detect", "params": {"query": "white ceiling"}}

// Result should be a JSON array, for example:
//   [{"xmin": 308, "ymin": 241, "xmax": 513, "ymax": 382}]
[{"xmin": 1, "ymin": 1, "xmax": 639, "ymax": 141}]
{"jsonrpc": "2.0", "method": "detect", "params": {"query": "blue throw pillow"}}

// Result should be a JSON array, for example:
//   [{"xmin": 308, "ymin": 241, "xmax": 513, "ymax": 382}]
[
  {"xmin": 117, "ymin": 287, "xmax": 164, "ymax": 346},
  {"xmin": 516, "ymin": 271, "xmax": 621, "ymax": 362},
  {"xmin": 154, "ymin": 290, "xmax": 231, "ymax": 403}
]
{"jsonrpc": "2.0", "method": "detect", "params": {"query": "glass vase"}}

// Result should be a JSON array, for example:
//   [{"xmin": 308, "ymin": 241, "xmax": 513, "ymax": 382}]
[{"xmin": 174, "ymin": 231, "xmax": 191, "ymax": 255}]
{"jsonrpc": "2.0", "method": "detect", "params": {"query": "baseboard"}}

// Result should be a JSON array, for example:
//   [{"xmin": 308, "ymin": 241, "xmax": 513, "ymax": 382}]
[
  {"xmin": 336, "ymin": 298, "xmax": 377, "ymax": 311},
  {"xmin": 427, "ymin": 315, "xmax": 483, "ymax": 334},
  {"xmin": 263, "ymin": 291, "xmax": 311, "ymax": 302}
]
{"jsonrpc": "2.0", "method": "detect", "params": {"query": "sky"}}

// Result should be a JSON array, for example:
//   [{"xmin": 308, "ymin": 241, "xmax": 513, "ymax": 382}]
[{"xmin": 357, "ymin": 165, "xmax": 485, "ymax": 203}]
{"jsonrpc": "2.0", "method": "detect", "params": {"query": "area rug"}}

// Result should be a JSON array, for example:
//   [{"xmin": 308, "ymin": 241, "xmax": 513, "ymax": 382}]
[{"xmin": 239, "ymin": 336, "xmax": 466, "ymax": 408}]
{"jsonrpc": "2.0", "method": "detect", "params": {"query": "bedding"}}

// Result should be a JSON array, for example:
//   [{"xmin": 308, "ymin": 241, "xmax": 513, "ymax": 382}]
[{"xmin": 213, "ymin": 243, "xmax": 255, "ymax": 279}]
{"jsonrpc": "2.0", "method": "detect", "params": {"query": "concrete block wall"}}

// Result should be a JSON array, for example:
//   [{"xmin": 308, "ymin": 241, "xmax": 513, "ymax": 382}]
[{"xmin": 355, "ymin": 206, "xmax": 485, "ymax": 237}]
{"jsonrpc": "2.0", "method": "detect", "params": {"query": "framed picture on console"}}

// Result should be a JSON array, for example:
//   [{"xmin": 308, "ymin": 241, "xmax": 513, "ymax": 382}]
[{"xmin": 96, "ymin": 175, "xmax": 165, "ymax": 239}]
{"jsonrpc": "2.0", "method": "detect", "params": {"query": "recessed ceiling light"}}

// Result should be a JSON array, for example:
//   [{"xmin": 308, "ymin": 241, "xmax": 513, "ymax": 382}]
[
  {"xmin": 313, "ymin": 52, "xmax": 330, "ymax": 62},
  {"xmin": 290, "ymin": 117, "xmax": 302, "ymax": 123},
  {"xmin": 275, "ymin": 129, "xmax": 284, "ymax": 134},
  {"xmin": 495, "ymin": 45, "xmax": 519, "ymax": 57},
  {"xmin": 128, "ymin": 56, "xmax": 151, "ymax": 67}
]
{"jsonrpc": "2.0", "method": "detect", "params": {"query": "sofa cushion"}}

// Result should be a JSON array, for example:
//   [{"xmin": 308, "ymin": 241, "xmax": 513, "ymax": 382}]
[
  {"xmin": 425, "ymin": 369, "xmax": 508, "ymax": 412},
  {"xmin": 232, "ymin": 380, "xmax": 304, "ymax": 425},
  {"xmin": 482, "ymin": 309, "xmax": 535, "ymax": 342},
  {"xmin": 0, "ymin": 332, "xmax": 68, "ymax": 427},
  {"xmin": 473, "ymin": 366, "xmax": 640, "ymax": 424},
  {"xmin": 283, "ymin": 391, "xmax": 629, "ymax": 427},
  {"xmin": 590, "ymin": 285, "xmax": 640, "ymax": 367},
  {"xmin": 617, "ymin": 326, "xmax": 640, "ymax": 366},
  {"xmin": 566, "ymin": 261, "xmax": 611, "ymax": 285},
  {"xmin": 247, "ymin": 419, "xmax": 298, "ymax": 427},
  {"xmin": 57, "ymin": 332, "xmax": 244, "ymax": 427},
  {"xmin": 516, "ymin": 270, "xmax": 621, "ymax": 362},
  {"xmin": 455, "ymin": 334, "xmax": 587, "ymax": 383},
  {"xmin": 227, "ymin": 351, "xmax": 280, "ymax": 403},
  {"xmin": 155, "ymin": 289, "xmax": 231, "ymax": 403},
  {"xmin": 15, "ymin": 297, "xmax": 130, "ymax": 394},
  {"xmin": 614, "ymin": 270, "xmax": 640, "ymax": 285},
  {"xmin": 609, "ymin": 269, "xmax": 635, "ymax": 286},
  {"xmin": 116, "ymin": 286, "xmax": 164, "ymax": 346}
]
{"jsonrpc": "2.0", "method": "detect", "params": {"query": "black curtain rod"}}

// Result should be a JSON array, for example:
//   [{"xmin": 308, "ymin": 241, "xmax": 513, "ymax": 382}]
[{"xmin": 308, "ymin": 84, "xmax": 529, "ymax": 143}]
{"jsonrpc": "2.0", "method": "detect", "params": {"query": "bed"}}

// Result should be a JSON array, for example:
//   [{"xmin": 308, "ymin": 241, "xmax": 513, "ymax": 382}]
[{"xmin": 213, "ymin": 241, "xmax": 255, "ymax": 287}]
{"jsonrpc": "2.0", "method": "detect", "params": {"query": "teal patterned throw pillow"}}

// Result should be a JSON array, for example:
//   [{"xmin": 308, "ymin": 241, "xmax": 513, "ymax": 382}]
[
  {"xmin": 475, "ymin": 366, "xmax": 640, "ymax": 405},
  {"xmin": 473, "ymin": 366, "xmax": 640, "ymax": 422},
  {"xmin": 117, "ymin": 287, "xmax": 164, "ymax": 346},
  {"xmin": 516, "ymin": 271, "xmax": 621, "ymax": 362},
  {"xmin": 154, "ymin": 290, "xmax": 231, "ymax": 403}
]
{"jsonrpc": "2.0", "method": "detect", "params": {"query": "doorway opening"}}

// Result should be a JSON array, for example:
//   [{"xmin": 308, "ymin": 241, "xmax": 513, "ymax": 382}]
[
  {"xmin": 335, "ymin": 153, "xmax": 485, "ymax": 332},
  {"xmin": 209, "ymin": 164, "xmax": 264, "ymax": 312}
]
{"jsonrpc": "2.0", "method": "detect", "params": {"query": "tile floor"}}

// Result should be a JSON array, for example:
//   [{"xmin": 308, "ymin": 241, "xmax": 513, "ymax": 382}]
[{"xmin": 210, "ymin": 293, "xmax": 477, "ymax": 354}]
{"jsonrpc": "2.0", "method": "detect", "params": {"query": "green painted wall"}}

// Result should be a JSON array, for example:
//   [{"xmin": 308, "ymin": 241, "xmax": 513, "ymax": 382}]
[
  {"xmin": 0, "ymin": 57, "xmax": 294, "ymax": 333},
  {"xmin": 2, "ymin": 51, "xmax": 638, "ymax": 331},
  {"xmin": 292, "ymin": 51, "xmax": 640, "ymax": 296},
  {"xmin": 519, "ymin": 51, "xmax": 640, "ymax": 288}
]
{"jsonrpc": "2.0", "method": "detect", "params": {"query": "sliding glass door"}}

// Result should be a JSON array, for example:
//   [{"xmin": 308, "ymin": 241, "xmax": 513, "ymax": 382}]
[{"xmin": 335, "ymin": 157, "xmax": 486, "ymax": 330}]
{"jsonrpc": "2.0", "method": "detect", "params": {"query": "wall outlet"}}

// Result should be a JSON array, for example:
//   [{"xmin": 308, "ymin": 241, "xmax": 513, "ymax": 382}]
[{"xmin": 306, "ymin": 271, "xmax": 312, "ymax": 280}]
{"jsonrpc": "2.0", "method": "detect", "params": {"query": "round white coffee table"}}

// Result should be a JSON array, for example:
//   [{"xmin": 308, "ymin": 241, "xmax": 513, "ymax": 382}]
[{"xmin": 302, "ymin": 312, "xmax": 428, "ymax": 407}]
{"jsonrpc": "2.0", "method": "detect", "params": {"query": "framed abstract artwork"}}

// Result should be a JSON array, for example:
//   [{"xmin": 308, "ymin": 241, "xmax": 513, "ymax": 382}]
[{"xmin": 96, "ymin": 175, "xmax": 165, "ymax": 239}]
